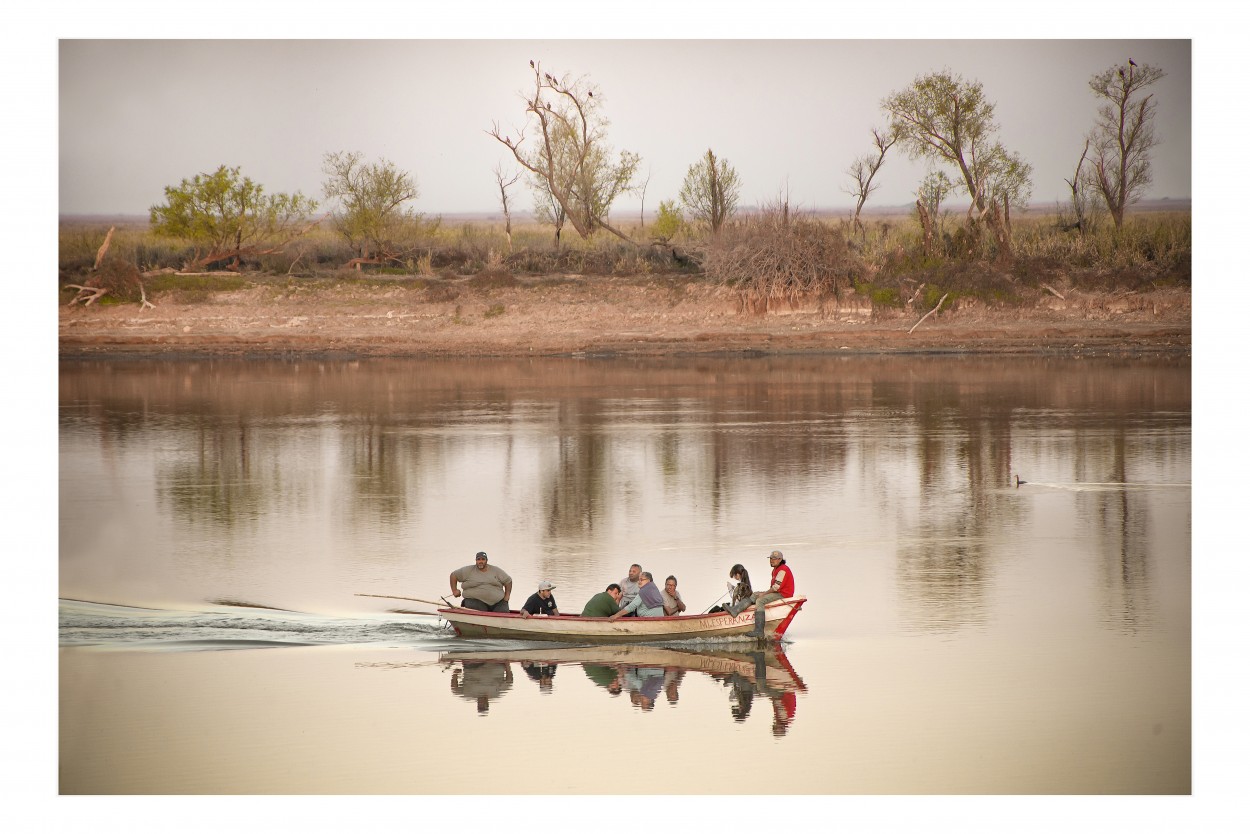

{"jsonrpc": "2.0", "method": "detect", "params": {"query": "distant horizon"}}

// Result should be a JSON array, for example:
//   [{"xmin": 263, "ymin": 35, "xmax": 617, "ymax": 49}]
[{"xmin": 59, "ymin": 196, "xmax": 1193, "ymax": 226}]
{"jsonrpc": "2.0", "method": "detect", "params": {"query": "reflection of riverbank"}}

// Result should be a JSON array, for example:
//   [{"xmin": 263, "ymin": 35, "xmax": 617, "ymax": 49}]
[{"xmin": 438, "ymin": 644, "xmax": 806, "ymax": 728}]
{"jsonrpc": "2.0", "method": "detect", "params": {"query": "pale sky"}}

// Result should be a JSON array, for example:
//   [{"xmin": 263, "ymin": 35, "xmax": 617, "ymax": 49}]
[{"xmin": 58, "ymin": 38, "xmax": 1191, "ymax": 218}]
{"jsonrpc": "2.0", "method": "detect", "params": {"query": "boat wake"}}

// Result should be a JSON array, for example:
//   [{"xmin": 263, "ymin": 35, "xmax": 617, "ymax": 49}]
[{"xmin": 58, "ymin": 598, "xmax": 454, "ymax": 650}]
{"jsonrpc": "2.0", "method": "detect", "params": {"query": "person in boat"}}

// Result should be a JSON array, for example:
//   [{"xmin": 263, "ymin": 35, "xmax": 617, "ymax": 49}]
[
  {"xmin": 610, "ymin": 571, "xmax": 666, "ymax": 618},
  {"xmin": 731, "ymin": 550, "xmax": 795, "ymax": 637},
  {"xmin": 617, "ymin": 563, "xmax": 643, "ymax": 612},
  {"xmin": 519, "ymin": 580, "xmax": 560, "ymax": 618},
  {"xmin": 581, "ymin": 583, "xmax": 624, "ymax": 617},
  {"xmin": 661, "ymin": 575, "xmax": 687, "ymax": 616},
  {"xmin": 449, "ymin": 551, "xmax": 513, "ymax": 613},
  {"xmin": 717, "ymin": 564, "xmax": 754, "ymax": 615}
]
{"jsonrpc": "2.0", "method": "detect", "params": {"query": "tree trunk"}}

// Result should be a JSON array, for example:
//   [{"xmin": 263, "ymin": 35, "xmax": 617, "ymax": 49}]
[
  {"xmin": 915, "ymin": 200, "xmax": 934, "ymax": 258},
  {"xmin": 986, "ymin": 199, "xmax": 1013, "ymax": 265}
]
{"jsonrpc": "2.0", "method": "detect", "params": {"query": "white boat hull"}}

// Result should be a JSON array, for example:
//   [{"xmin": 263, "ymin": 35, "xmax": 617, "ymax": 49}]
[{"xmin": 439, "ymin": 596, "xmax": 806, "ymax": 643}]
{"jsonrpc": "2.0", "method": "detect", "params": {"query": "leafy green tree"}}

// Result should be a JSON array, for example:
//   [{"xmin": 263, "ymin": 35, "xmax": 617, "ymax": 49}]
[
  {"xmin": 652, "ymin": 199, "xmax": 684, "ymax": 242},
  {"xmin": 1086, "ymin": 60, "xmax": 1165, "ymax": 229},
  {"xmin": 917, "ymin": 169, "xmax": 955, "ymax": 220},
  {"xmin": 321, "ymin": 151, "xmax": 421, "ymax": 263},
  {"xmin": 490, "ymin": 61, "xmax": 640, "ymax": 243},
  {"xmin": 149, "ymin": 165, "xmax": 317, "ymax": 270},
  {"xmin": 679, "ymin": 149, "xmax": 741, "ymax": 234},
  {"xmin": 882, "ymin": 70, "xmax": 1032, "ymax": 259}
]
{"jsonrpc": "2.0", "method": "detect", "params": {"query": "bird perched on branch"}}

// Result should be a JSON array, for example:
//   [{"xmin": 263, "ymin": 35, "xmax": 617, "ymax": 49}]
[
  {"xmin": 1129, "ymin": 58, "xmax": 1137, "ymax": 67},
  {"xmin": 529, "ymin": 59, "xmax": 535, "ymax": 68}
]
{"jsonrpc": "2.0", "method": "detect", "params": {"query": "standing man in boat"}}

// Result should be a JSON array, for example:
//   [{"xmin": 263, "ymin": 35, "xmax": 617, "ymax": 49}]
[
  {"xmin": 519, "ymin": 580, "xmax": 560, "ymax": 618},
  {"xmin": 449, "ymin": 551, "xmax": 513, "ymax": 613},
  {"xmin": 734, "ymin": 550, "xmax": 795, "ymax": 637},
  {"xmin": 618, "ymin": 563, "xmax": 643, "ymax": 612},
  {"xmin": 610, "ymin": 571, "xmax": 666, "ymax": 618}
]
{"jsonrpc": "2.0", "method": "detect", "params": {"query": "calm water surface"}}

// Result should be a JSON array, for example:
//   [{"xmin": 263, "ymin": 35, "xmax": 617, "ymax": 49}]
[{"xmin": 58, "ymin": 355, "xmax": 1191, "ymax": 794}]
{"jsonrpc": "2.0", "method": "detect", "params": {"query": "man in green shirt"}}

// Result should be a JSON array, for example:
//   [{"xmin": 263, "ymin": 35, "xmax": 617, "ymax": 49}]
[{"xmin": 580, "ymin": 584, "xmax": 623, "ymax": 617}]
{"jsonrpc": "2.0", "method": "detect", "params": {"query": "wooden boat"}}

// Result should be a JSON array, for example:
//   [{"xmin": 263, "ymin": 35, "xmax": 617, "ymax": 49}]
[{"xmin": 437, "ymin": 595, "xmax": 806, "ymax": 643}]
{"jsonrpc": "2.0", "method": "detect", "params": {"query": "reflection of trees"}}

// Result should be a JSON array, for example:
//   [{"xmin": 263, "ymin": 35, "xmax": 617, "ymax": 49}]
[
  {"xmin": 541, "ymin": 398, "xmax": 613, "ymax": 539},
  {"xmin": 893, "ymin": 374, "xmax": 1020, "ymax": 632},
  {"xmin": 157, "ymin": 414, "xmax": 268, "ymax": 529},
  {"xmin": 343, "ymin": 415, "xmax": 410, "ymax": 523},
  {"xmin": 1081, "ymin": 425, "xmax": 1155, "ymax": 633}
]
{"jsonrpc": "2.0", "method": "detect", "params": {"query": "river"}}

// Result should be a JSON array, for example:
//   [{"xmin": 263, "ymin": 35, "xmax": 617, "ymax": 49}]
[{"xmin": 58, "ymin": 354, "xmax": 1191, "ymax": 796}]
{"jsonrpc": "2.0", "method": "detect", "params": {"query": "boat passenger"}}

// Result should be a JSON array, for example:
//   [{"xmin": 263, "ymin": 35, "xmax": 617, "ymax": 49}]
[
  {"xmin": 661, "ymin": 575, "xmax": 687, "ymax": 616},
  {"xmin": 720, "ymin": 564, "xmax": 754, "ymax": 616},
  {"xmin": 449, "ymin": 551, "xmax": 513, "ymax": 613},
  {"xmin": 610, "ymin": 571, "xmax": 666, "ymax": 619},
  {"xmin": 743, "ymin": 551, "xmax": 796, "ymax": 636},
  {"xmin": 617, "ymin": 563, "xmax": 643, "ymax": 611},
  {"xmin": 519, "ymin": 580, "xmax": 560, "ymax": 618},
  {"xmin": 581, "ymin": 584, "xmax": 624, "ymax": 617}
]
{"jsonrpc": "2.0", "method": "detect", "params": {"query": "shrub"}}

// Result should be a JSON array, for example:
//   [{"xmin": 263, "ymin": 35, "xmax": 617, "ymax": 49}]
[{"xmin": 703, "ymin": 207, "xmax": 859, "ymax": 310}]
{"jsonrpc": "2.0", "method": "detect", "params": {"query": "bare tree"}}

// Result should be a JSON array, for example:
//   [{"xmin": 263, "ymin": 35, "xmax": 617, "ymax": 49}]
[
  {"xmin": 1064, "ymin": 139, "xmax": 1092, "ymax": 236},
  {"xmin": 637, "ymin": 167, "xmax": 651, "ymax": 232},
  {"xmin": 488, "ymin": 60, "xmax": 640, "ymax": 244},
  {"xmin": 1086, "ymin": 60, "xmax": 1165, "ymax": 229},
  {"xmin": 492, "ymin": 163, "xmax": 522, "ymax": 253},
  {"xmin": 844, "ymin": 128, "xmax": 896, "ymax": 235}
]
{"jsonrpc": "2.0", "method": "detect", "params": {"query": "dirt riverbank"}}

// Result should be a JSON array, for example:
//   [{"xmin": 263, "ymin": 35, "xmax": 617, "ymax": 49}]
[{"xmin": 58, "ymin": 275, "xmax": 1191, "ymax": 359}]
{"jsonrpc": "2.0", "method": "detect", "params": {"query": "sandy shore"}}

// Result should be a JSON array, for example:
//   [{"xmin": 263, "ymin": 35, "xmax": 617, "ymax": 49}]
[{"xmin": 59, "ymin": 276, "xmax": 1191, "ymax": 358}]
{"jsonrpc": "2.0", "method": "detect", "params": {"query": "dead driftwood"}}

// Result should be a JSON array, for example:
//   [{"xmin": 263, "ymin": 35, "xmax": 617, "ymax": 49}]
[
  {"xmin": 65, "ymin": 284, "xmax": 109, "ymax": 306},
  {"xmin": 908, "ymin": 291, "xmax": 949, "ymax": 335},
  {"xmin": 1041, "ymin": 283, "xmax": 1066, "ymax": 300},
  {"xmin": 93, "ymin": 226, "xmax": 115, "ymax": 270}
]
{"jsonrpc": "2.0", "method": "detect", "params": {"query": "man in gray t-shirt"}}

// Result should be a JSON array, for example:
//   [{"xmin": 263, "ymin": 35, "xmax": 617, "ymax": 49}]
[
  {"xmin": 618, "ymin": 563, "xmax": 642, "ymax": 610},
  {"xmin": 450, "ymin": 551, "xmax": 513, "ymax": 612}
]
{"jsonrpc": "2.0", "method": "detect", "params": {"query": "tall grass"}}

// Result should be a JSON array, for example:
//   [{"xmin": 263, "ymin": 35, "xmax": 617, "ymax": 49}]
[{"xmin": 60, "ymin": 208, "xmax": 1191, "ymax": 302}]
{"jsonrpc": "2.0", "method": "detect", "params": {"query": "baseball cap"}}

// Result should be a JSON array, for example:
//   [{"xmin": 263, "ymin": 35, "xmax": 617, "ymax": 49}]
[
  {"xmin": 768, "ymin": 550, "xmax": 784, "ymax": 560},
  {"xmin": 538, "ymin": 580, "xmax": 556, "ymax": 591}
]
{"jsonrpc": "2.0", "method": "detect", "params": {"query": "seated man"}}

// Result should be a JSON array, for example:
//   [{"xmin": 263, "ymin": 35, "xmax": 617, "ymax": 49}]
[
  {"xmin": 581, "ymin": 583, "xmax": 623, "ymax": 617},
  {"xmin": 519, "ymin": 580, "xmax": 559, "ymax": 618},
  {"xmin": 610, "ymin": 571, "xmax": 666, "ymax": 619},
  {"xmin": 661, "ymin": 575, "xmax": 687, "ymax": 616},
  {"xmin": 617, "ymin": 563, "xmax": 642, "ymax": 612},
  {"xmin": 449, "ymin": 551, "xmax": 512, "ymax": 612},
  {"xmin": 745, "ymin": 550, "xmax": 796, "ymax": 636}
]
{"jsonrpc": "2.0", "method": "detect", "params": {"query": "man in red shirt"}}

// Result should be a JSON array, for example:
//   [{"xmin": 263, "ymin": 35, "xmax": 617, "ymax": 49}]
[{"xmin": 750, "ymin": 550, "xmax": 795, "ymax": 637}]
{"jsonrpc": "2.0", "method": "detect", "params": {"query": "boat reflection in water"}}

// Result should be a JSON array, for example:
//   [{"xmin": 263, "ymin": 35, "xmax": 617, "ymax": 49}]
[{"xmin": 440, "ymin": 644, "xmax": 807, "ymax": 734}]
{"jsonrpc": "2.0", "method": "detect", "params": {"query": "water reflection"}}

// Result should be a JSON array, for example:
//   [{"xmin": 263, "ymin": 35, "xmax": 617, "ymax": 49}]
[
  {"xmin": 60, "ymin": 356, "xmax": 1189, "ymax": 636},
  {"xmin": 450, "ymin": 660, "xmax": 514, "ymax": 715},
  {"xmin": 435, "ymin": 645, "xmax": 806, "ymax": 730}
]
